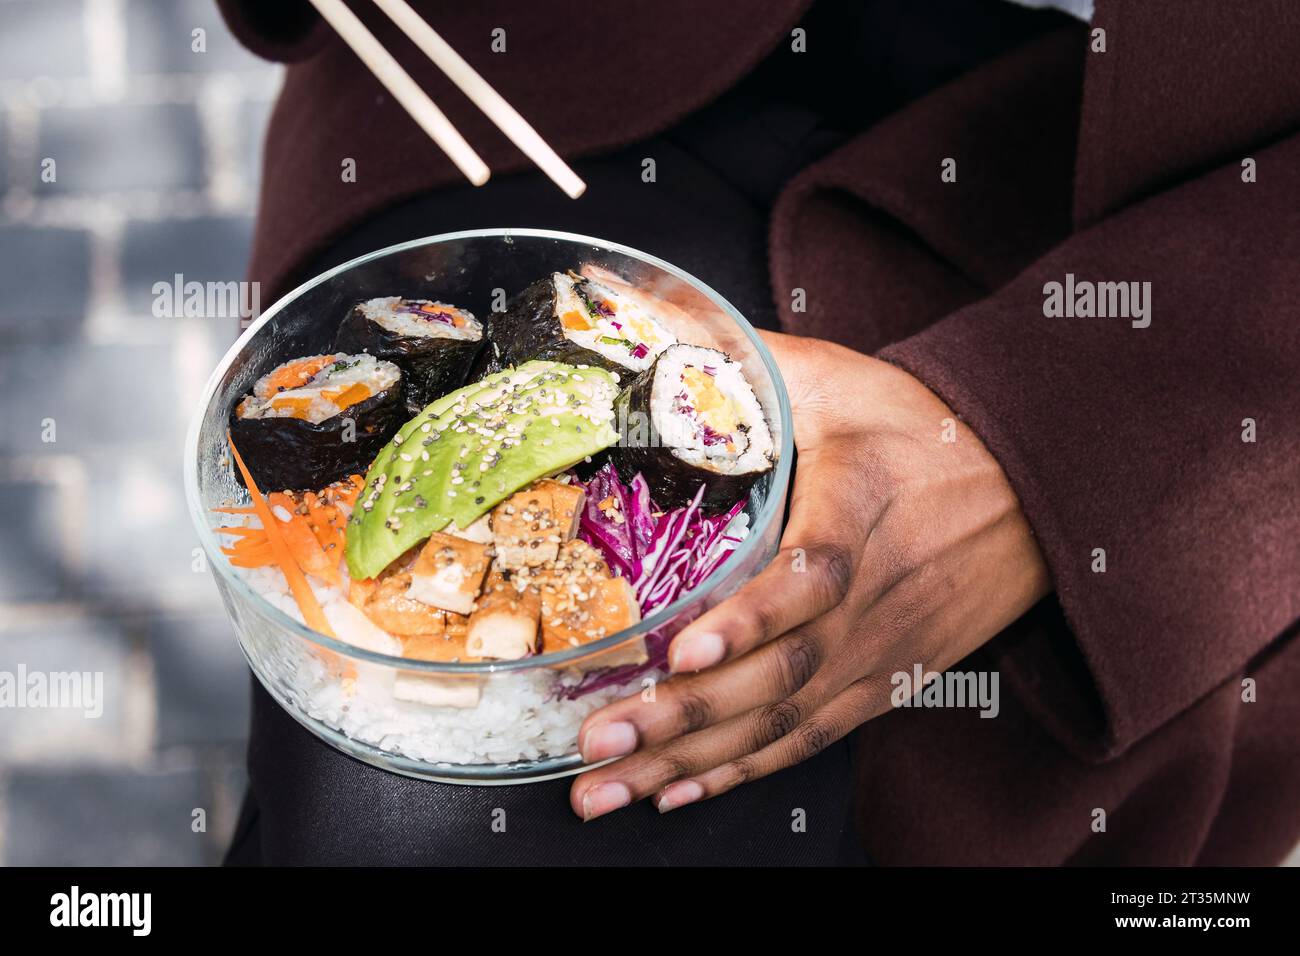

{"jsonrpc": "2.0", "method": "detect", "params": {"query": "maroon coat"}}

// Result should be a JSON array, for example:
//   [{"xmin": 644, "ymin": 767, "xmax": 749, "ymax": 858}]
[{"xmin": 218, "ymin": 0, "xmax": 1300, "ymax": 865}]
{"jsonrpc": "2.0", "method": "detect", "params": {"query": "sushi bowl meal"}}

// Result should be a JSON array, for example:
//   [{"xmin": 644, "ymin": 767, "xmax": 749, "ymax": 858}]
[{"xmin": 186, "ymin": 229, "xmax": 792, "ymax": 783}]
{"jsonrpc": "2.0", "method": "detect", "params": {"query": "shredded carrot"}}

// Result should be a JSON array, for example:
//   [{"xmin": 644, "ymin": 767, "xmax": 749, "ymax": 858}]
[
  {"xmin": 301, "ymin": 491, "xmax": 344, "ymax": 554},
  {"xmin": 263, "ymin": 355, "xmax": 334, "ymax": 394},
  {"xmin": 268, "ymin": 491, "xmax": 341, "ymax": 586},
  {"xmin": 211, "ymin": 475, "xmax": 362, "ymax": 582},
  {"xmin": 320, "ymin": 382, "xmax": 371, "ymax": 410},
  {"xmin": 226, "ymin": 432, "xmax": 335, "ymax": 639},
  {"xmin": 338, "ymin": 474, "xmax": 365, "ymax": 506},
  {"xmin": 560, "ymin": 309, "xmax": 592, "ymax": 331},
  {"xmin": 228, "ymin": 552, "xmax": 276, "ymax": 569},
  {"xmin": 213, "ymin": 525, "xmax": 263, "ymax": 538},
  {"xmin": 225, "ymin": 537, "xmax": 273, "ymax": 557},
  {"xmin": 269, "ymin": 395, "xmax": 315, "ymax": 417},
  {"xmin": 223, "ymin": 539, "xmax": 272, "ymax": 555}
]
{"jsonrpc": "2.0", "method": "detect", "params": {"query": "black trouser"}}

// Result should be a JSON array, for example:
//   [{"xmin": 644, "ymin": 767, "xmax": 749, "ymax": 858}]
[{"xmin": 225, "ymin": 0, "xmax": 1071, "ymax": 865}]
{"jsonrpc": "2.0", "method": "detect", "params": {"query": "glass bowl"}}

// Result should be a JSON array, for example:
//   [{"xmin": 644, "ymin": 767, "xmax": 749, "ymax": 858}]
[{"xmin": 184, "ymin": 228, "xmax": 793, "ymax": 784}]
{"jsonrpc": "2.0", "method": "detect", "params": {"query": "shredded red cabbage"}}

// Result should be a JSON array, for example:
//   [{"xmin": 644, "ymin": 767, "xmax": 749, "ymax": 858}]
[
  {"xmin": 559, "ymin": 463, "xmax": 748, "ymax": 698},
  {"xmin": 398, "ymin": 304, "xmax": 456, "ymax": 326}
]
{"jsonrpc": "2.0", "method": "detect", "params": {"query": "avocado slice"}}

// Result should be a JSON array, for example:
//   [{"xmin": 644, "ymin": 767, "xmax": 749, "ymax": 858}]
[{"xmin": 345, "ymin": 360, "xmax": 619, "ymax": 579}]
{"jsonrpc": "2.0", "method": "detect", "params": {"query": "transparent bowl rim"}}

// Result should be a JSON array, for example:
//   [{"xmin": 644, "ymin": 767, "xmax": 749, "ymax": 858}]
[{"xmin": 184, "ymin": 227, "xmax": 794, "ymax": 674}]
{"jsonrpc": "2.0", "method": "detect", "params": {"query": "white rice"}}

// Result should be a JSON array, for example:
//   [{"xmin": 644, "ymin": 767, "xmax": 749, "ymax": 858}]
[
  {"xmin": 239, "ymin": 353, "xmax": 400, "ymax": 424},
  {"xmin": 553, "ymin": 272, "xmax": 676, "ymax": 372},
  {"xmin": 237, "ymin": 562, "xmax": 655, "ymax": 766},
  {"xmin": 358, "ymin": 296, "xmax": 482, "ymax": 341}
]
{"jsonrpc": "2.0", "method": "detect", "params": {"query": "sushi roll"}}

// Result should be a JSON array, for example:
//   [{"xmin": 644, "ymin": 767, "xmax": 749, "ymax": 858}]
[
  {"xmin": 480, "ymin": 271, "xmax": 677, "ymax": 376},
  {"xmin": 230, "ymin": 352, "xmax": 404, "ymax": 492},
  {"xmin": 334, "ymin": 297, "xmax": 483, "ymax": 414},
  {"xmin": 612, "ymin": 343, "xmax": 774, "ymax": 511}
]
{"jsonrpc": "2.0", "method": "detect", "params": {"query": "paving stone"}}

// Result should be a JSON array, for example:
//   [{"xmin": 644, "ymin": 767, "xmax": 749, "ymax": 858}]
[
  {"xmin": 126, "ymin": 0, "xmax": 275, "ymax": 75},
  {"xmin": 79, "ymin": 451, "xmax": 221, "ymax": 607},
  {"xmin": 0, "ymin": 477, "xmax": 72, "ymax": 602},
  {"xmin": 0, "ymin": 0, "xmax": 89, "ymax": 81},
  {"xmin": 0, "ymin": 342, "xmax": 180, "ymax": 457},
  {"xmin": 0, "ymin": 226, "xmax": 91, "ymax": 340},
  {"xmin": 4, "ymin": 766, "xmax": 209, "ymax": 865},
  {"xmin": 37, "ymin": 103, "xmax": 205, "ymax": 194},
  {"xmin": 120, "ymin": 216, "xmax": 255, "ymax": 318},
  {"xmin": 0, "ymin": 615, "xmax": 138, "ymax": 765},
  {"xmin": 149, "ymin": 611, "xmax": 249, "ymax": 747}
]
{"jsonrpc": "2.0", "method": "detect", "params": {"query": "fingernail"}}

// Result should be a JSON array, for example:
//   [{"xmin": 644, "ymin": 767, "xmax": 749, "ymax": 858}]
[
  {"xmin": 670, "ymin": 632, "xmax": 725, "ymax": 672},
  {"xmin": 656, "ymin": 780, "xmax": 704, "ymax": 813},
  {"xmin": 582, "ymin": 782, "xmax": 631, "ymax": 821},
  {"xmin": 582, "ymin": 721, "xmax": 637, "ymax": 762}
]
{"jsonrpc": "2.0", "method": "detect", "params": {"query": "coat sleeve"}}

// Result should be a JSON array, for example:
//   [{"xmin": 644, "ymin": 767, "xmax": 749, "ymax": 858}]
[
  {"xmin": 878, "ymin": 133, "xmax": 1300, "ymax": 760},
  {"xmin": 215, "ymin": 0, "xmax": 329, "ymax": 62}
]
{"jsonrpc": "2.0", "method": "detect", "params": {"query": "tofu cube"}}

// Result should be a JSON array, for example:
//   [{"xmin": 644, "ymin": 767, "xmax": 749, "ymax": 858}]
[
  {"xmin": 589, "ymin": 575, "xmax": 643, "ymax": 632},
  {"xmin": 401, "ymin": 630, "xmax": 470, "ymax": 663},
  {"xmin": 541, "ymin": 567, "xmax": 643, "ymax": 664},
  {"xmin": 393, "ymin": 631, "xmax": 483, "ymax": 708},
  {"xmin": 444, "ymin": 611, "xmax": 470, "ymax": 642},
  {"xmin": 573, "ymin": 576, "xmax": 647, "ymax": 668},
  {"xmin": 465, "ymin": 573, "xmax": 541, "ymax": 660},
  {"xmin": 393, "ymin": 672, "xmax": 482, "ymax": 708},
  {"xmin": 449, "ymin": 512, "xmax": 493, "ymax": 544},
  {"xmin": 535, "ymin": 478, "xmax": 585, "ymax": 541},
  {"xmin": 363, "ymin": 571, "xmax": 446, "ymax": 636},
  {"xmin": 491, "ymin": 484, "xmax": 570, "ymax": 569},
  {"xmin": 407, "ymin": 531, "xmax": 491, "ymax": 615},
  {"xmin": 568, "ymin": 633, "xmax": 649, "ymax": 671},
  {"xmin": 347, "ymin": 576, "xmax": 376, "ymax": 609}
]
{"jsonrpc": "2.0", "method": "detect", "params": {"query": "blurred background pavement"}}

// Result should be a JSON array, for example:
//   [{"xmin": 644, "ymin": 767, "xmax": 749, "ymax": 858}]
[{"xmin": 0, "ymin": 0, "xmax": 279, "ymax": 865}]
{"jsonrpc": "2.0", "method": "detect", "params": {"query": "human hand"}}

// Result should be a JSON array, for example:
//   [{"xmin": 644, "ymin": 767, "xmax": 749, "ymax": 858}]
[{"xmin": 570, "ymin": 330, "xmax": 1051, "ymax": 819}]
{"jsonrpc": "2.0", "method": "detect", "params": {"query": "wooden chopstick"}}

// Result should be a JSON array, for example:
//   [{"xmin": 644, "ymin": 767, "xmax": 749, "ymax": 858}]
[
  {"xmin": 305, "ymin": 0, "xmax": 489, "ymax": 186},
  {"xmin": 371, "ymin": 0, "xmax": 586, "ymax": 198}
]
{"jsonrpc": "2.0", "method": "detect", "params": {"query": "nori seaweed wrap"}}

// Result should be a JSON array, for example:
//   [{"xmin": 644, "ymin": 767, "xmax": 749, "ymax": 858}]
[
  {"xmin": 230, "ymin": 352, "xmax": 405, "ymax": 492},
  {"xmin": 611, "ymin": 343, "xmax": 774, "ymax": 512},
  {"xmin": 481, "ymin": 271, "xmax": 676, "ymax": 377},
  {"xmin": 334, "ymin": 297, "xmax": 483, "ymax": 414}
]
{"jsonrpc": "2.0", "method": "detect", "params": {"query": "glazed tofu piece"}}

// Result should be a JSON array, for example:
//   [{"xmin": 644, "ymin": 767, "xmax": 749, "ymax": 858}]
[
  {"xmin": 363, "ymin": 570, "xmax": 446, "ymax": 636},
  {"xmin": 406, "ymin": 531, "xmax": 491, "ymax": 615},
  {"xmin": 533, "ymin": 541, "xmax": 645, "ymax": 668},
  {"xmin": 444, "ymin": 611, "xmax": 470, "ymax": 642},
  {"xmin": 401, "ymin": 630, "xmax": 473, "ymax": 663},
  {"xmin": 352, "ymin": 542, "xmax": 421, "ymax": 612},
  {"xmin": 393, "ymin": 673, "xmax": 482, "ymax": 708},
  {"xmin": 465, "ymin": 572, "xmax": 541, "ymax": 660},
  {"xmin": 534, "ymin": 478, "xmax": 585, "ymax": 541},
  {"xmin": 491, "ymin": 482, "xmax": 579, "ymax": 569},
  {"xmin": 448, "ymin": 512, "xmax": 493, "ymax": 544},
  {"xmin": 392, "ymin": 631, "xmax": 483, "ymax": 708},
  {"xmin": 590, "ymin": 575, "xmax": 642, "ymax": 633},
  {"xmin": 347, "ymin": 576, "xmax": 377, "ymax": 609},
  {"xmin": 541, "ymin": 560, "xmax": 642, "ymax": 652},
  {"xmin": 573, "ymin": 576, "xmax": 648, "ymax": 668}
]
